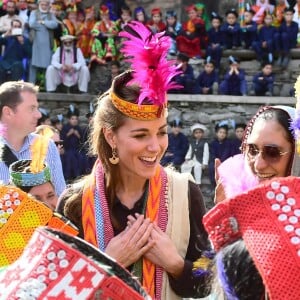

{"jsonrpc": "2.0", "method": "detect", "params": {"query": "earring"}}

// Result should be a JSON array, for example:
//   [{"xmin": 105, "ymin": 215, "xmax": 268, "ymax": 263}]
[{"xmin": 109, "ymin": 147, "xmax": 119, "ymax": 164}]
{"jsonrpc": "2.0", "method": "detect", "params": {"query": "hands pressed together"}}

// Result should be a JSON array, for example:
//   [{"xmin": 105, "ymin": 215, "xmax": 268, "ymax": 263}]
[{"xmin": 105, "ymin": 213, "xmax": 184, "ymax": 278}]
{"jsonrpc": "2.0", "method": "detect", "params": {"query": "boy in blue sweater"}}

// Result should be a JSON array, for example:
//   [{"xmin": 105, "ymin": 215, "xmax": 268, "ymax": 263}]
[{"xmin": 251, "ymin": 61, "xmax": 274, "ymax": 96}]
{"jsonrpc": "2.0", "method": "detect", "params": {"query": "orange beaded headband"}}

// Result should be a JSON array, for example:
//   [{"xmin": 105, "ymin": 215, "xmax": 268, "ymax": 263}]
[{"xmin": 110, "ymin": 90, "xmax": 167, "ymax": 121}]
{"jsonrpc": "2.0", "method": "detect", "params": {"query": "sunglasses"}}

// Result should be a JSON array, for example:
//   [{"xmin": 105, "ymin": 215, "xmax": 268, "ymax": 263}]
[
  {"xmin": 55, "ymin": 140, "xmax": 64, "ymax": 147},
  {"xmin": 246, "ymin": 144, "xmax": 291, "ymax": 163}
]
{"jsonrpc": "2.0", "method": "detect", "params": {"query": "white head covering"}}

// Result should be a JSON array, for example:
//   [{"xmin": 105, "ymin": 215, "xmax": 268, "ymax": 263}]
[{"xmin": 190, "ymin": 123, "xmax": 207, "ymax": 133}]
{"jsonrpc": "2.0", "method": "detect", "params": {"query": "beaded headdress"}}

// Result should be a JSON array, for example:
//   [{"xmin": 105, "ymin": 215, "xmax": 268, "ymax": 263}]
[
  {"xmin": 203, "ymin": 176, "xmax": 300, "ymax": 299},
  {"xmin": 0, "ymin": 185, "xmax": 78, "ymax": 267},
  {"xmin": 111, "ymin": 21, "xmax": 181, "ymax": 121},
  {"xmin": 9, "ymin": 127, "xmax": 53, "ymax": 187},
  {"xmin": 0, "ymin": 227, "xmax": 150, "ymax": 299}
]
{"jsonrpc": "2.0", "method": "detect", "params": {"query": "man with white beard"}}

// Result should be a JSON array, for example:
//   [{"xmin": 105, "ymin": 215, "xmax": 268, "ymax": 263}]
[{"xmin": 45, "ymin": 35, "xmax": 90, "ymax": 93}]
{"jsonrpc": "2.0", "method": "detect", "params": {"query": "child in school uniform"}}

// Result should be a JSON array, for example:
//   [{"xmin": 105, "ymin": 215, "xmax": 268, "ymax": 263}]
[
  {"xmin": 240, "ymin": 6, "xmax": 258, "ymax": 49},
  {"xmin": 195, "ymin": 56, "xmax": 219, "ymax": 94},
  {"xmin": 274, "ymin": 7, "xmax": 298, "ymax": 68},
  {"xmin": 206, "ymin": 12, "xmax": 223, "ymax": 70},
  {"xmin": 252, "ymin": 13, "xmax": 277, "ymax": 63},
  {"xmin": 219, "ymin": 56, "xmax": 247, "ymax": 96},
  {"xmin": 181, "ymin": 123, "xmax": 209, "ymax": 186},
  {"xmin": 221, "ymin": 8, "xmax": 241, "ymax": 49},
  {"xmin": 165, "ymin": 10, "xmax": 182, "ymax": 56}
]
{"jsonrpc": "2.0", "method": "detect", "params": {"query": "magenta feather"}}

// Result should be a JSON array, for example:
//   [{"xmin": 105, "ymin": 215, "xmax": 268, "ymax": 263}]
[{"xmin": 119, "ymin": 21, "xmax": 182, "ymax": 106}]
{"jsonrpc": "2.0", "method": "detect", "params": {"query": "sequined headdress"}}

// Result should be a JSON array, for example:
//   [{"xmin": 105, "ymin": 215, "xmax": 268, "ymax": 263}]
[
  {"xmin": 110, "ymin": 21, "xmax": 181, "ymax": 121},
  {"xmin": 0, "ymin": 185, "xmax": 78, "ymax": 267},
  {"xmin": 203, "ymin": 176, "xmax": 300, "ymax": 300},
  {"xmin": 9, "ymin": 128, "xmax": 53, "ymax": 188},
  {"xmin": 0, "ymin": 227, "xmax": 150, "ymax": 299}
]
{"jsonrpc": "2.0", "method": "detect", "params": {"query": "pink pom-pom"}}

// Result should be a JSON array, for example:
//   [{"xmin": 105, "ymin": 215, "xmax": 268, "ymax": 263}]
[{"xmin": 218, "ymin": 154, "xmax": 259, "ymax": 199}]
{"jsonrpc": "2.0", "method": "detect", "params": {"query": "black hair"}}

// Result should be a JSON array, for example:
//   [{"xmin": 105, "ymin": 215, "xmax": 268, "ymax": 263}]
[
  {"xmin": 235, "ymin": 123, "xmax": 246, "ymax": 130},
  {"xmin": 177, "ymin": 53, "xmax": 189, "ymax": 63},
  {"xmin": 215, "ymin": 239, "xmax": 265, "ymax": 300},
  {"xmin": 215, "ymin": 124, "xmax": 229, "ymax": 133}
]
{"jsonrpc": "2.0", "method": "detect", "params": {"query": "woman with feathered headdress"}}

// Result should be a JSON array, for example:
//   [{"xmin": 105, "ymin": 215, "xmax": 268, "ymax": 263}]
[{"xmin": 57, "ymin": 21, "xmax": 212, "ymax": 299}]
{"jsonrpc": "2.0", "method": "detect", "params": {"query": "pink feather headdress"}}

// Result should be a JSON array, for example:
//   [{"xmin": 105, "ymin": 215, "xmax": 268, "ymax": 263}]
[{"xmin": 110, "ymin": 21, "xmax": 181, "ymax": 120}]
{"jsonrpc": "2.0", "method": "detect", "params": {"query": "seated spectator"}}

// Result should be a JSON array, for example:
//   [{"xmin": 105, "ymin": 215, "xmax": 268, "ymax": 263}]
[
  {"xmin": 169, "ymin": 52, "xmax": 195, "ymax": 94},
  {"xmin": 76, "ymin": 6, "xmax": 96, "ymax": 60},
  {"xmin": 252, "ymin": 13, "xmax": 277, "ymax": 63},
  {"xmin": 0, "ymin": 0, "xmax": 23, "ymax": 34},
  {"xmin": 0, "ymin": 19, "xmax": 31, "ymax": 84},
  {"xmin": 181, "ymin": 123, "xmax": 209, "ymax": 186},
  {"xmin": 221, "ymin": 9, "xmax": 241, "ymax": 49},
  {"xmin": 16, "ymin": 0, "xmax": 30, "ymax": 39},
  {"xmin": 250, "ymin": 61, "xmax": 274, "ymax": 96},
  {"xmin": 219, "ymin": 56, "xmax": 247, "ymax": 96},
  {"xmin": 133, "ymin": 6, "xmax": 148, "ymax": 25},
  {"xmin": 195, "ymin": 2, "xmax": 210, "ymax": 30},
  {"xmin": 293, "ymin": 0, "xmax": 300, "ymax": 38},
  {"xmin": 206, "ymin": 12, "xmax": 223, "ymax": 70},
  {"xmin": 115, "ymin": 5, "xmax": 132, "ymax": 31},
  {"xmin": 90, "ymin": 5, "xmax": 118, "ymax": 67},
  {"xmin": 208, "ymin": 123, "xmax": 232, "ymax": 187},
  {"xmin": 176, "ymin": 4, "xmax": 206, "ymax": 58},
  {"xmin": 252, "ymin": 0, "xmax": 275, "ymax": 25},
  {"xmin": 275, "ymin": 7, "xmax": 298, "ymax": 68},
  {"xmin": 195, "ymin": 56, "xmax": 219, "ymax": 94},
  {"xmin": 273, "ymin": 0, "xmax": 290, "ymax": 27},
  {"xmin": 161, "ymin": 119, "xmax": 189, "ymax": 171},
  {"xmin": 62, "ymin": 5, "xmax": 79, "ymax": 36},
  {"xmin": 165, "ymin": 10, "xmax": 182, "ymax": 56},
  {"xmin": 37, "ymin": 107, "xmax": 51, "ymax": 126},
  {"xmin": 231, "ymin": 122, "xmax": 246, "ymax": 155},
  {"xmin": 45, "ymin": 34, "xmax": 90, "ymax": 93},
  {"xmin": 240, "ymin": 6, "xmax": 257, "ymax": 49},
  {"xmin": 147, "ymin": 7, "xmax": 166, "ymax": 33}
]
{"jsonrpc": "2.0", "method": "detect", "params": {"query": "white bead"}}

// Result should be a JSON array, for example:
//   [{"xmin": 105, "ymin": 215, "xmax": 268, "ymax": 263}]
[
  {"xmin": 266, "ymin": 191, "xmax": 275, "ymax": 200},
  {"xmin": 49, "ymin": 271, "xmax": 58, "ymax": 280},
  {"xmin": 282, "ymin": 205, "xmax": 291, "ymax": 213},
  {"xmin": 0, "ymin": 218, "xmax": 7, "ymax": 224},
  {"xmin": 12, "ymin": 192, "xmax": 19, "ymax": 198},
  {"xmin": 281, "ymin": 186, "xmax": 289, "ymax": 194},
  {"xmin": 276, "ymin": 193, "xmax": 285, "ymax": 202},
  {"xmin": 36, "ymin": 265, "xmax": 45, "ymax": 274},
  {"xmin": 47, "ymin": 252, "xmax": 56, "ymax": 260},
  {"xmin": 295, "ymin": 228, "xmax": 300, "ymax": 236},
  {"xmin": 287, "ymin": 198, "xmax": 296, "ymax": 206},
  {"xmin": 294, "ymin": 209, "xmax": 300, "ymax": 217},
  {"xmin": 271, "ymin": 204, "xmax": 280, "ymax": 211},
  {"xmin": 5, "ymin": 200, "xmax": 11, "ymax": 207},
  {"xmin": 57, "ymin": 250, "xmax": 66, "ymax": 259},
  {"xmin": 14, "ymin": 199, "xmax": 21, "ymax": 205},
  {"xmin": 37, "ymin": 275, "xmax": 46, "ymax": 282},
  {"xmin": 6, "ymin": 208, "xmax": 13, "ymax": 214},
  {"xmin": 59, "ymin": 259, "xmax": 69, "ymax": 268},
  {"xmin": 289, "ymin": 216, "xmax": 298, "ymax": 224},
  {"xmin": 271, "ymin": 181, "xmax": 280, "ymax": 189},
  {"xmin": 291, "ymin": 236, "xmax": 300, "ymax": 245},
  {"xmin": 278, "ymin": 214, "xmax": 287, "ymax": 221},
  {"xmin": 48, "ymin": 263, "xmax": 56, "ymax": 271},
  {"xmin": 298, "ymin": 249, "xmax": 300, "ymax": 257},
  {"xmin": 3, "ymin": 194, "xmax": 10, "ymax": 200},
  {"xmin": 285, "ymin": 225, "xmax": 294, "ymax": 232}
]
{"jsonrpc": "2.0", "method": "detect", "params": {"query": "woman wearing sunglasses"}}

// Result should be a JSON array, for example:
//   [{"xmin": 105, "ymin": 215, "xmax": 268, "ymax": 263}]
[{"xmin": 215, "ymin": 105, "xmax": 300, "ymax": 203}]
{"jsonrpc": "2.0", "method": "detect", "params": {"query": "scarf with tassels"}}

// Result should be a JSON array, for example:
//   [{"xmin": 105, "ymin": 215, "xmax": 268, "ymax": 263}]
[{"xmin": 82, "ymin": 160, "xmax": 168, "ymax": 299}]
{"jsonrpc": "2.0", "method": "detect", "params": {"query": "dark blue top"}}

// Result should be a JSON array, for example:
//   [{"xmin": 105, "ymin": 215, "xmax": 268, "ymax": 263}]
[
  {"xmin": 207, "ymin": 27, "xmax": 224, "ymax": 45},
  {"xmin": 253, "ymin": 71, "xmax": 275, "ymax": 86},
  {"xmin": 209, "ymin": 138, "xmax": 233, "ymax": 163},
  {"xmin": 278, "ymin": 20, "xmax": 298, "ymax": 46},
  {"xmin": 196, "ymin": 70, "xmax": 218, "ymax": 88},
  {"xmin": 61, "ymin": 123, "xmax": 83, "ymax": 151},
  {"xmin": 220, "ymin": 22, "xmax": 240, "ymax": 35},
  {"xmin": 257, "ymin": 25, "xmax": 277, "ymax": 42}
]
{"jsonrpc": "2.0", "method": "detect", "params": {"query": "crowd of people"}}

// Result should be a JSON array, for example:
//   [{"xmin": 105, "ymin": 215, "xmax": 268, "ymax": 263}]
[
  {"xmin": 0, "ymin": 2, "xmax": 300, "ymax": 300},
  {"xmin": 0, "ymin": 0, "xmax": 299, "ymax": 95}
]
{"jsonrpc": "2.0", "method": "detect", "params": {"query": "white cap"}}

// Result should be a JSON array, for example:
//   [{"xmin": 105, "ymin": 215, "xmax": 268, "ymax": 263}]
[{"xmin": 191, "ymin": 123, "xmax": 207, "ymax": 133}]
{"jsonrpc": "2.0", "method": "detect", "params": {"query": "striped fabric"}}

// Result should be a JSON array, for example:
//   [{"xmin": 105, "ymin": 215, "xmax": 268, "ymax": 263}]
[
  {"xmin": 0, "ymin": 133, "xmax": 66, "ymax": 196},
  {"xmin": 82, "ymin": 161, "xmax": 169, "ymax": 299}
]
